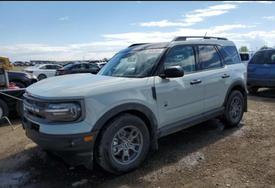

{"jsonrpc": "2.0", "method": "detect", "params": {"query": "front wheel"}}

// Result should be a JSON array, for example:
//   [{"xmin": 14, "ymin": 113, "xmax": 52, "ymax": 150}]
[
  {"xmin": 96, "ymin": 114, "xmax": 150, "ymax": 174},
  {"xmin": 221, "ymin": 90, "xmax": 244, "ymax": 128}
]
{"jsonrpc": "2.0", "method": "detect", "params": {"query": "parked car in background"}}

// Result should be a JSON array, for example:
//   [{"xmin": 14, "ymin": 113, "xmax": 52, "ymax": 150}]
[
  {"xmin": 12, "ymin": 61, "xmax": 25, "ymax": 66},
  {"xmin": 96, "ymin": 61, "xmax": 107, "ymax": 69},
  {"xmin": 247, "ymin": 49, "xmax": 275, "ymax": 94},
  {"xmin": 55, "ymin": 62, "xmax": 100, "ymax": 76},
  {"xmin": 8, "ymin": 71, "xmax": 38, "ymax": 88},
  {"xmin": 23, "ymin": 36, "xmax": 247, "ymax": 174},
  {"xmin": 24, "ymin": 64, "xmax": 63, "ymax": 80}
]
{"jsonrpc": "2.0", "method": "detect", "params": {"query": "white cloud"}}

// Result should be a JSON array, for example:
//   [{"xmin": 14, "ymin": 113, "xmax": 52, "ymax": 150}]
[
  {"xmin": 58, "ymin": 16, "xmax": 69, "ymax": 21},
  {"xmin": 139, "ymin": 3, "xmax": 237, "ymax": 28},
  {"xmin": 263, "ymin": 16, "xmax": 275, "ymax": 21},
  {"xmin": 226, "ymin": 1, "xmax": 272, "ymax": 4},
  {"xmin": 3, "ymin": 22, "xmax": 271, "ymax": 61}
]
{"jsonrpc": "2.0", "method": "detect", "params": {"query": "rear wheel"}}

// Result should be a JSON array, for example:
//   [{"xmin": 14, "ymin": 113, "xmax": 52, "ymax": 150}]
[
  {"xmin": 0, "ymin": 99, "xmax": 9, "ymax": 121},
  {"xmin": 96, "ymin": 114, "xmax": 150, "ymax": 174},
  {"xmin": 38, "ymin": 74, "xmax": 47, "ymax": 80},
  {"xmin": 248, "ymin": 87, "xmax": 258, "ymax": 94},
  {"xmin": 222, "ymin": 90, "xmax": 244, "ymax": 128}
]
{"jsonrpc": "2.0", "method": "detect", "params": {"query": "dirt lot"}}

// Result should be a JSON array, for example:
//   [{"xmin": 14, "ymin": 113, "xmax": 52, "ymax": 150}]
[{"xmin": 1, "ymin": 89, "xmax": 275, "ymax": 188}]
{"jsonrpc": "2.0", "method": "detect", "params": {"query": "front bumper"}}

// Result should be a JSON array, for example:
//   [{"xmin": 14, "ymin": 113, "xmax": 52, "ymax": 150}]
[{"xmin": 23, "ymin": 117, "xmax": 95, "ymax": 168}]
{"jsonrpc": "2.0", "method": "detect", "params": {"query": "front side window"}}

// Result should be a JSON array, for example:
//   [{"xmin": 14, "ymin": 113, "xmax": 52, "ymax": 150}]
[
  {"xmin": 250, "ymin": 51, "xmax": 265, "ymax": 64},
  {"xmin": 266, "ymin": 50, "xmax": 275, "ymax": 64},
  {"xmin": 199, "ymin": 45, "xmax": 222, "ymax": 70},
  {"xmin": 99, "ymin": 48, "xmax": 164, "ymax": 78},
  {"xmin": 164, "ymin": 45, "xmax": 196, "ymax": 73},
  {"xmin": 39, "ymin": 65, "xmax": 47, "ymax": 69}
]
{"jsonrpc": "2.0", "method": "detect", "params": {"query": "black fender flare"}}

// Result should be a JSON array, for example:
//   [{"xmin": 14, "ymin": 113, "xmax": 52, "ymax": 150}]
[
  {"xmin": 92, "ymin": 103, "xmax": 159, "ymax": 151},
  {"xmin": 223, "ymin": 80, "xmax": 247, "ymax": 112}
]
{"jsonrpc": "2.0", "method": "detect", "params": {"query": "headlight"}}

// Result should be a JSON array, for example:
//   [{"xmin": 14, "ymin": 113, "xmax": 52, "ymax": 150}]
[{"xmin": 45, "ymin": 103, "xmax": 81, "ymax": 122}]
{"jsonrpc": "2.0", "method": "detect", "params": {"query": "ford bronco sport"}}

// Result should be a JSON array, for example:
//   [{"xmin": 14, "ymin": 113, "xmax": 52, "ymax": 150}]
[{"xmin": 23, "ymin": 36, "xmax": 247, "ymax": 174}]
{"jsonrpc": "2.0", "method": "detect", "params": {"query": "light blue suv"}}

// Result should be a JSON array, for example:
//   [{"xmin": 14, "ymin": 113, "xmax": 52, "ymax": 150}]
[{"xmin": 23, "ymin": 36, "xmax": 247, "ymax": 174}]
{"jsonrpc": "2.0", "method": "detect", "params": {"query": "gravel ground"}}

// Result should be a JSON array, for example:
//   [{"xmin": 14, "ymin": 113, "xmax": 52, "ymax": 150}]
[{"xmin": 0, "ymin": 89, "xmax": 275, "ymax": 188}]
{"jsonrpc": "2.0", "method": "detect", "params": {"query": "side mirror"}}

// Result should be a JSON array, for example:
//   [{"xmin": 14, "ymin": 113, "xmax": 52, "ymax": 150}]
[{"xmin": 159, "ymin": 66, "xmax": 184, "ymax": 78}]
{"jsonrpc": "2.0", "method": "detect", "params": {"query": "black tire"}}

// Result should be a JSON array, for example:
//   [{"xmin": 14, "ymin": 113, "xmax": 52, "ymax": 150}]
[
  {"xmin": 222, "ymin": 90, "xmax": 244, "ymax": 128},
  {"xmin": 96, "ymin": 113, "xmax": 150, "ymax": 174},
  {"xmin": 16, "ymin": 101, "xmax": 23, "ymax": 118},
  {"xmin": 38, "ymin": 74, "xmax": 47, "ymax": 80},
  {"xmin": 248, "ymin": 87, "xmax": 258, "ymax": 94},
  {"xmin": 0, "ymin": 99, "xmax": 9, "ymax": 121}
]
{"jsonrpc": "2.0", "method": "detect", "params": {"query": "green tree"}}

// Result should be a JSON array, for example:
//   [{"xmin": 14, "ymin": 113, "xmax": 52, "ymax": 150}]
[{"xmin": 239, "ymin": 46, "xmax": 249, "ymax": 52}]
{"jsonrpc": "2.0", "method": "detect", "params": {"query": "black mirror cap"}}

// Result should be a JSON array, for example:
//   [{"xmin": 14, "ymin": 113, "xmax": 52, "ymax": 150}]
[{"xmin": 160, "ymin": 66, "xmax": 184, "ymax": 78}]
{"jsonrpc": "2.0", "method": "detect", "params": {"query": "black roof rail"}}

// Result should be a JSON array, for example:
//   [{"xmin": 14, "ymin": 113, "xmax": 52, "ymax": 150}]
[
  {"xmin": 172, "ymin": 36, "xmax": 228, "ymax": 41},
  {"xmin": 128, "ymin": 43, "xmax": 149, "ymax": 47}
]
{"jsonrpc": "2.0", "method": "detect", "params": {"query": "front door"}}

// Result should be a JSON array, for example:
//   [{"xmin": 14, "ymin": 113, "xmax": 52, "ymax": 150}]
[{"xmin": 154, "ymin": 45, "xmax": 204, "ymax": 128}]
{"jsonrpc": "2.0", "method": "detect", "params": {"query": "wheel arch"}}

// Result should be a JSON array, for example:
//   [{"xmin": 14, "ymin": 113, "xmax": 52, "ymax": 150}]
[
  {"xmin": 92, "ymin": 103, "xmax": 159, "ymax": 153},
  {"xmin": 223, "ymin": 80, "xmax": 247, "ymax": 112}
]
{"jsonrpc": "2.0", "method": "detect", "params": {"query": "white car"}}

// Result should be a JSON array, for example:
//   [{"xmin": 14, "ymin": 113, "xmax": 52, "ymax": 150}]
[{"xmin": 24, "ymin": 64, "xmax": 63, "ymax": 80}]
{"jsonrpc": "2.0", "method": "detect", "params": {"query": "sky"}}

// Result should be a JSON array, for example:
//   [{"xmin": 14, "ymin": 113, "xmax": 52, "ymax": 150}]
[{"xmin": 0, "ymin": 1, "xmax": 275, "ymax": 61}]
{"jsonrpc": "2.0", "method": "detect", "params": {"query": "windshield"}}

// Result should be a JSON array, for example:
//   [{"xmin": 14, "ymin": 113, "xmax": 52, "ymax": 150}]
[{"xmin": 98, "ymin": 48, "xmax": 164, "ymax": 78}]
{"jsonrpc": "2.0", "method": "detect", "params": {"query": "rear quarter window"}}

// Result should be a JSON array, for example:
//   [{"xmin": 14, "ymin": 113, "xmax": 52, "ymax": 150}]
[{"xmin": 218, "ymin": 46, "xmax": 241, "ymax": 65}]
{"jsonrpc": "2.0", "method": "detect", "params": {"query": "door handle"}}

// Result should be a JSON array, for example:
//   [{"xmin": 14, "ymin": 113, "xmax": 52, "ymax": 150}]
[
  {"xmin": 221, "ymin": 74, "xmax": 230, "ymax": 79},
  {"xmin": 190, "ymin": 79, "xmax": 202, "ymax": 85}
]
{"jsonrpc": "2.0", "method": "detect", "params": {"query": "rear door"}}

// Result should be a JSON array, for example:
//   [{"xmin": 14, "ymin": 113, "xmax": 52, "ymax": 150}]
[
  {"xmin": 154, "ymin": 45, "xmax": 204, "ymax": 128},
  {"xmin": 197, "ymin": 45, "xmax": 230, "ymax": 111}
]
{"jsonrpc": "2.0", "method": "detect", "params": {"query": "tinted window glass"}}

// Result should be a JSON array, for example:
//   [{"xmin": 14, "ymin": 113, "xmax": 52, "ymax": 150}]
[
  {"xmin": 87, "ymin": 64, "xmax": 98, "ymax": 69},
  {"xmin": 240, "ymin": 53, "xmax": 249, "ymax": 61},
  {"xmin": 51, "ymin": 65, "xmax": 61, "ymax": 69},
  {"xmin": 223, "ymin": 46, "xmax": 241, "ymax": 64},
  {"xmin": 266, "ymin": 50, "xmax": 275, "ymax": 64},
  {"xmin": 164, "ymin": 45, "xmax": 196, "ymax": 73},
  {"xmin": 217, "ymin": 46, "xmax": 234, "ymax": 65},
  {"xmin": 39, "ymin": 65, "xmax": 47, "ymax": 69},
  {"xmin": 250, "ymin": 51, "xmax": 265, "ymax": 64},
  {"xmin": 199, "ymin": 45, "xmax": 222, "ymax": 69}
]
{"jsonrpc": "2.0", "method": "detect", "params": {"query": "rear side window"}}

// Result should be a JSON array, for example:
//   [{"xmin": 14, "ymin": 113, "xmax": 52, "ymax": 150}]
[
  {"xmin": 164, "ymin": 45, "xmax": 196, "ymax": 73},
  {"xmin": 198, "ymin": 45, "xmax": 222, "ymax": 70}
]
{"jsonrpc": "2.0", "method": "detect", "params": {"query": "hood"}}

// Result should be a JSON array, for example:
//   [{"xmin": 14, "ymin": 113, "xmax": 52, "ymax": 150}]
[
  {"xmin": 26, "ymin": 73, "xmax": 130, "ymax": 98},
  {"xmin": 24, "ymin": 66, "xmax": 38, "ymax": 71}
]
